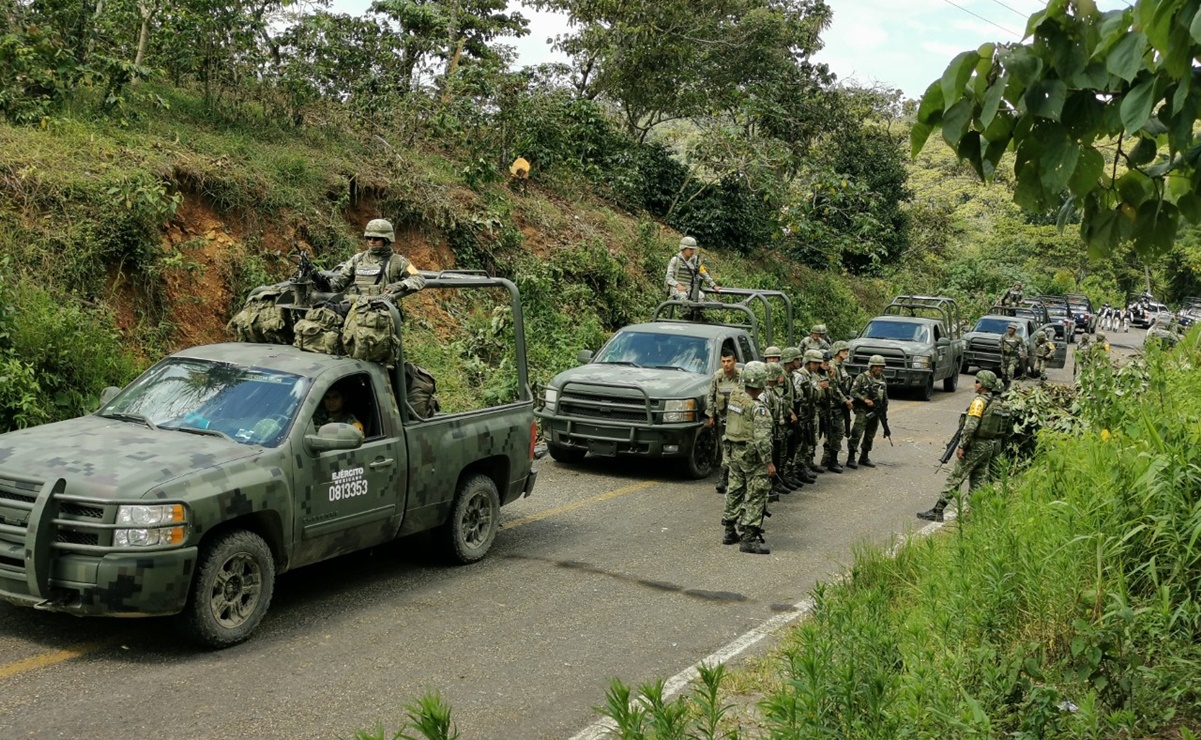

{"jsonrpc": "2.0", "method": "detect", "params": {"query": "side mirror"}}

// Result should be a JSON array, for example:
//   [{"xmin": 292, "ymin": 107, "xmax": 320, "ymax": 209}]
[
  {"xmin": 577, "ymin": 349, "xmax": 594, "ymax": 364},
  {"xmin": 306, "ymin": 423, "xmax": 363, "ymax": 453},
  {"xmin": 97, "ymin": 386, "xmax": 121, "ymax": 407},
  {"xmin": 936, "ymin": 337, "xmax": 950, "ymax": 347}
]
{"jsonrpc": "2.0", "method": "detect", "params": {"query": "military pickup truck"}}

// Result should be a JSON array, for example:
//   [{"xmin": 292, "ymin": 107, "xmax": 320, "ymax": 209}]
[
  {"xmin": 845, "ymin": 295, "xmax": 966, "ymax": 400},
  {"xmin": 536, "ymin": 289, "xmax": 793, "ymax": 478},
  {"xmin": 0, "ymin": 271, "xmax": 537, "ymax": 648},
  {"xmin": 962, "ymin": 310, "xmax": 1066, "ymax": 376}
]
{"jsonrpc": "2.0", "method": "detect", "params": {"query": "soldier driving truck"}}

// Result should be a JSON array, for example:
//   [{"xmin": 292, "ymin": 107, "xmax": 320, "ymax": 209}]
[{"xmin": 0, "ymin": 253, "xmax": 538, "ymax": 649}]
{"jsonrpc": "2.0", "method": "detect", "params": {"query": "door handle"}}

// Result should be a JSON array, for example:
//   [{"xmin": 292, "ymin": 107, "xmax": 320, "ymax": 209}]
[{"xmin": 369, "ymin": 458, "xmax": 395, "ymax": 469}]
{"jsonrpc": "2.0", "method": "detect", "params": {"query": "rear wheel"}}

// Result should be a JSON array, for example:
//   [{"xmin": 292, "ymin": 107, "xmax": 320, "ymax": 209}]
[
  {"xmin": 960, "ymin": 360, "xmax": 971, "ymax": 374},
  {"xmin": 943, "ymin": 370, "xmax": 958, "ymax": 392},
  {"xmin": 547, "ymin": 442, "xmax": 586, "ymax": 464},
  {"xmin": 442, "ymin": 474, "xmax": 500, "ymax": 564},
  {"xmin": 680, "ymin": 426, "xmax": 716, "ymax": 479},
  {"xmin": 176, "ymin": 530, "xmax": 276, "ymax": 649}
]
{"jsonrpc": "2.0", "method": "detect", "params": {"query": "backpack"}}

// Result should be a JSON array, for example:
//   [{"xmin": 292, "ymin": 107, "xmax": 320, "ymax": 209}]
[
  {"xmin": 977, "ymin": 397, "xmax": 1012, "ymax": 440},
  {"xmin": 293, "ymin": 305, "xmax": 346, "ymax": 355},
  {"xmin": 341, "ymin": 296, "xmax": 400, "ymax": 364},
  {"xmin": 404, "ymin": 362, "xmax": 440, "ymax": 419},
  {"xmin": 227, "ymin": 288, "xmax": 291, "ymax": 344}
]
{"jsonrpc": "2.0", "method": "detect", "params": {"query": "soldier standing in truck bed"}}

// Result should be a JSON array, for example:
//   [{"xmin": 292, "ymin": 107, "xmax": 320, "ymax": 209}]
[{"xmin": 324, "ymin": 219, "xmax": 426, "ymax": 297}]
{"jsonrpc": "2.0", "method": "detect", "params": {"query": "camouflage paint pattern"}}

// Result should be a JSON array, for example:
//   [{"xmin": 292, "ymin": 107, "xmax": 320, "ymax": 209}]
[
  {"xmin": 721, "ymin": 390, "xmax": 772, "ymax": 532},
  {"xmin": 848, "ymin": 371, "xmax": 887, "ymax": 459},
  {"xmin": 0, "ymin": 342, "xmax": 535, "ymax": 618}
]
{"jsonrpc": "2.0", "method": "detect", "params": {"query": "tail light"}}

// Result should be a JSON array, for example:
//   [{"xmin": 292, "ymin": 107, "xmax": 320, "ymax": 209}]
[{"xmin": 529, "ymin": 420, "xmax": 538, "ymax": 461}]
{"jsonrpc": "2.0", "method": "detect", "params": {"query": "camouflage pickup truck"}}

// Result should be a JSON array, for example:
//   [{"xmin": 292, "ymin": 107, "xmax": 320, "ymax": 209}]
[
  {"xmin": 536, "ymin": 290, "xmax": 792, "ymax": 478},
  {"xmin": 0, "ymin": 272, "xmax": 536, "ymax": 648},
  {"xmin": 846, "ymin": 295, "xmax": 966, "ymax": 400}
]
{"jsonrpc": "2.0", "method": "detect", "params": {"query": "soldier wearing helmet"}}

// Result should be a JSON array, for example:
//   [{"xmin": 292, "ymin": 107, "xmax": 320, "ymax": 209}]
[
  {"xmin": 846, "ymin": 355, "xmax": 888, "ymax": 469},
  {"xmin": 789, "ymin": 349, "xmax": 827, "ymax": 479},
  {"xmin": 776, "ymin": 347, "xmax": 806, "ymax": 491},
  {"xmin": 1032, "ymin": 329, "xmax": 1055, "ymax": 382},
  {"xmin": 999, "ymin": 281, "xmax": 1024, "ymax": 307},
  {"xmin": 665, "ymin": 236, "xmax": 720, "ymax": 300},
  {"xmin": 326, "ymin": 219, "xmax": 425, "ymax": 297},
  {"xmin": 800, "ymin": 324, "xmax": 831, "ymax": 353},
  {"xmin": 999, "ymin": 322, "xmax": 1025, "ymax": 390},
  {"xmin": 720, "ymin": 361, "xmax": 774, "ymax": 555},
  {"xmin": 821, "ymin": 341, "xmax": 853, "ymax": 473},
  {"xmin": 918, "ymin": 369, "xmax": 1007, "ymax": 522}
]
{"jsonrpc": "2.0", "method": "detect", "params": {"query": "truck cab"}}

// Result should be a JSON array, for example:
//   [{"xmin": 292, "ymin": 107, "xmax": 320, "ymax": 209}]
[
  {"xmin": 0, "ymin": 272, "xmax": 537, "ymax": 648},
  {"xmin": 845, "ymin": 295, "xmax": 966, "ymax": 400},
  {"xmin": 962, "ymin": 311, "xmax": 1066, "ymax": 376}
]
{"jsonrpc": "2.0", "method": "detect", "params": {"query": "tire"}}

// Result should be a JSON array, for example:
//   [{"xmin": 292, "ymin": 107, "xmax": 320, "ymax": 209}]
[
  {"xmin": 442, "ymin": 474, "xmax": 500, "ymax": 564},
  {"xmin": 176, "ymin": 530, "xmax": 276, "ymax": 649},
  {"xmin": 943, "ymin": 370, "xmax": 958, "ymax": 392},
  {"xmin": 680, "ymin": 426, "xmax": 716, "ymax": 480},
  {"xmin": 920, "ymin": 374, "xmax": 934, "ymax": 401},
  {"xmin": 547, "ymin": 442, "xmax": 586, "ymax": 464},
  {"xmin": 960, "ymin": 360, "xmax": 971, "ymax": 374}
]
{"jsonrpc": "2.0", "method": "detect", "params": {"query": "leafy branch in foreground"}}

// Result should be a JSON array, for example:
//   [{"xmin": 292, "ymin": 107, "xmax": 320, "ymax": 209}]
[{"xmin": 914, "ymin": 0, "xmax": 1201, "ymax": 259}]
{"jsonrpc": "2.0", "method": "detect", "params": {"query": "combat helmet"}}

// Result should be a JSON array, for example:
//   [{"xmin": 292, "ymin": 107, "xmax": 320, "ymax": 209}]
[
  {"xmin": 804, "ymin": 349, "xmax": 824, "ymax": 364},
  {"xmin": 1008, "ymin": 322, "xmax": 1018, "ymax": 331},
  {"xmin": 868, "ymin": 354, "xmax": 886, "ymax": 367},
  {"xmin": 1035, "ymin": 330, "xmax": 1046, "ymax": 340},
  {"xmin": 742, "ymin": 361, "xmax": 769, "ymax": 389},
  {"xmin": 364, "ymin": 218, "xmax": 395, "ymax": 243},
  {"xmin": 813, "ymin": 323, "xmax": 828, "ymax": 335},
  {"xmin": 764, "ymin": 345, "xmax": 782, "ymax": 359},
  {"xmin": 1096, "ymin": 332, "xmax": 1107, "ymax": 342},
  {"xmin": 780, "ymin": 347, "xmax": 802, "ymax": 363},
  {"xmin": 679, "ymin": 236, "xmax": 697, "ymax": 250},
  {"xmin": 975, "ymin": 369, "xmax": 1001, "ymax": 391},
  {"xmin": 832, "ymin": 340, "xmax": 849, "ymax": 353}
]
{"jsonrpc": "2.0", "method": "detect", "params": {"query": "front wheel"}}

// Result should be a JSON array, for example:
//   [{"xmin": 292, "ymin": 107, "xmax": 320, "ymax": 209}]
[
  {"xmin": 442, "ymin": 474, "xmax": 500, "ymax": 564},
  {"xmin": 176, "ymin": 530, "xmax": 276, "ymax": 649},
  {"xmin": 943, "ymin": 370, "xmax": 958, "ymax": 392},
  {"xmin": 920, "ymin": 374, "xmax": 934, "ymax": 401},
  {"xmin": 679, "ymin": 426, "xmax": 716, "ymax": 479}
]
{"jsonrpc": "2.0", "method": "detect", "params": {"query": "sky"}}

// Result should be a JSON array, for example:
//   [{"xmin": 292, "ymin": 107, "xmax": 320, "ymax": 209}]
[{"xmin": 329, "ymin": 1, "xmax": 1132, "ymax": 99}]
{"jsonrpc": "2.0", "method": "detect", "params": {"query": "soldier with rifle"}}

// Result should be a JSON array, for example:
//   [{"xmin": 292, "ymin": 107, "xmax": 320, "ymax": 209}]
[
  {"xmin": 821, "ymin": 345, "xmax": 853, "ymax": 473},
  {"xmin": 917, "ymin": 370, "xmax": 1007, "ymax": 522},
  {"xmin": 705, "ymin": 347, "xmax": 742, "ymax": 495},
  {"xmin": 791, "ymin": 350, "xmax": 827, "ymax": 478},
  {"xmin": 846, "ymin": 354, "xmax": 890, "ymax": 469},
  {"xmin": 779, "ymin": 347, "xmax": 809, "ymax": 490}
]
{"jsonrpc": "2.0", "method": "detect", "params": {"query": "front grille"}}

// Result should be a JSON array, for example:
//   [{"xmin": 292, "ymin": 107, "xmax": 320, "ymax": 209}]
[
  {"xmin": 560, "ymin": 399, "xmax": 650, "ymax": 422},
  {"xmin": 61, "ymin": 502, "xmax": 104, "ymax": 519},
  {"xmin": 851, "ymin": 351, "xmax": 907, "ymax": 369},
  {"xmin": 0, "ymin": 488, "xmax": 36, "ymax": 505},
  {"xmin": 56, "ymin": 530, "xmax": 99, "ymax": 546}
]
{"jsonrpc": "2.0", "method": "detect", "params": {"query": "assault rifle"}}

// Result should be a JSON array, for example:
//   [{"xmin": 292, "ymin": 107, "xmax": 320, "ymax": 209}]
[
  {"xmin": 862, "ymin": 395, "xmax": 893, "ymax": 446},
  {"xmin": 287, "ymin": 243, "xmax": 326, "ymax": 307},
  {"xmin": 939, "ymin": 413, "xmax": 967, "ymax": 469}
]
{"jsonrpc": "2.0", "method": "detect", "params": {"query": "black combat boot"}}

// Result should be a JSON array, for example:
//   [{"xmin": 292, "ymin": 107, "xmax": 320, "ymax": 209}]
[
  {"xmin": 797, "ymin": 468, "xmax": 817, "ymax": 484},
  {"xmin": 768, "ymin": 490, "xmax": 780, "ymax": 502},
  {"xmin": 844, "ymin": 453, "xmax": 859, "ymax": 470},
  {"xmin": 715, "ymin": 469, "xmax": 727, "ymax": 494},
  {"xmin": 722, "ymin": 522, "xmax": 739, "ymax": 545},
  {"xmin": 823, "ymin": 458, "xmax": 844, "ymax": 473},
  {"xmin": 739, "ymin": 528, "xmax": 771, "ymax": 555},
  {"xmin": 808, "ymin": 463, "xmax": 824, "ymax": 474},
  {"xmin": 916, "ymin": 500, "xmax": 947, "ymax": 522},
  {"xmin": 858, "ymin": 454, "xmax": 876, "ymax": 468}
]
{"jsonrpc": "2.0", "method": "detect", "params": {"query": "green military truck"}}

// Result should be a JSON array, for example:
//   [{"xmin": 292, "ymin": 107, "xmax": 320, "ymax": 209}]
[
  {"xmin": 0, "ymin": 271, "xmax": 537, "ymax": 648},
  {"xmin": 845, "ymin": 295, "xmax": 966, "ymax": 400},
  {"xmin": 536, "ymin": 290, "xmax": 792, "ymax": 478}
]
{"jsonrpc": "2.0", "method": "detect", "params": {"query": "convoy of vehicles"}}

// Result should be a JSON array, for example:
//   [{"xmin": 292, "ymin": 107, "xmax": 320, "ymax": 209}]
[
  {"xmin": 845, "ymin": 296, "xmax": 965, "ymax": 400},
  {"xmin": 0, "ymin": 271, "xmax": 537, "ymax": 647}
]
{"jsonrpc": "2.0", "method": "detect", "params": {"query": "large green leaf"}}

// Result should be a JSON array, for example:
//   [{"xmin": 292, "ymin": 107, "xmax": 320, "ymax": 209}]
[
  {"xmin": 1126, "ymin": 136, "xmax": 1158, "ymax": 167},
  {"xmin": 1004, "ymin": 46, "xmax": 1045, "ymax": 87},
  {"xmin": 980, "ymin": 75, "xmax": 1006, "ymax": 128},
  {"xmin": 1061, "ymin": 91, "xmax": 1104, "ymax": 137},
  {"xmin": 1106, "ymin": 31, "xmax": 1147, "ymax": 82},
  {"xmin": 957, "ymin": 131, "xmax": 984, "ymax": 179},
  {"xmin": 1192, "ymin": 7, "xmax": 1201, "ymax": 44},
  {"xmin": 916, "ymin": 81, "xmax": 945, "ymax": 125},
  {"xmin": 1024, "ymin": 79, "xmax": 1067, "ymax": 120},
  {"xmin": 911, "ymin": 122, "xmax": 934, "ymax": 158},
  {"xmin": 1041, "ymin": 127, "xmax": 1080, "ymax": 195},
  {"xmin": 1177, "ymin": 192, "xmax": 1201, "ymax": 224},
  {"xmin": 941, "ymin": 99, "xmax": 973, "ymax": 148},
  {"xmin": 1013, "ymin": 160, "xmax": 1047, "ymax": 211},
  {"xmin": 1081, "ymin": 205, "xmax": 1127, "ymax": 256},
  {"xmin": 1133, "ymin": 200, "xmax": 1179, "ymax": 255},
  {"xmin": 1069, "ymin": 146, "xmax": 1105, "ymax": 196},
  {"xmin": 941, "ymin": 51, "xmax": 980, "ymax": 106},
  {"xmin": 1120, "ymin": 77, "xmax": 1157, "ymax": 133}
]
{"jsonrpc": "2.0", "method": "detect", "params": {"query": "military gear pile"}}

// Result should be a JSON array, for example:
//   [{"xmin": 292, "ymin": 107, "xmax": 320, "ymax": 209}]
[
  {"xmin": 404, "ymin": 362, "xmax": 440, "ymax": 418},
  {"xmin": 342, "ymin": 296, "xmax": 401, "ymax": 364},
  {"xmin": 293, "ymin": 305, "xmax": 346, "ymax": 355},
  {"xmin": 227, "ymin": 288, "xmax": 291, "ymax": 345}
]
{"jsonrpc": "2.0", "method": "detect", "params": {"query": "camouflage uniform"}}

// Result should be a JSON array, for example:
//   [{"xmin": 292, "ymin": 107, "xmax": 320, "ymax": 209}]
[
  {"xmin": 799, "ymin": 324, "xmax": 831, "ymax": 353},
  {"xmin": 328, "ymin": 219, "xmax": 424, "ymax": 296},
  {"xmin": 765, "ymin": 363, "xmax": 791, "ymax": 496},
  {"xmin": 665, "ymin": 237, "xmax": 717, "ymax": 299},
  {"xmin": 778, "ymin": 347, "xmax": 806, "ymax": 487},
  {"xmin": 822, "ymin": 343, "xmax": 852, "ymax": 471},
  {"xmin": 847, "ymin": 359, "xmax": 887, "ymax": 467},
  {"xmin": 313, "ymin": 408, "xmax": 360, "ymax": 430},
  {"xmin": 706, "ymin": 365, "xmax": 742, "ymax": 493},
  {"xmin": 998, "ymin": 326, "xmax": 1024, "ymax": 387},
  {"xmin": 791, "ymin": 360, "xmax": 822, "ymax": 476},
  {"xmin": 1032, "ymin": 332, "xmax": 1055, "ymax": 381},
  {"xmin": 999, "ymin": 284, "xmax": 1024, "ymax": 307},
  {"xmin": 918, "ymin": 370, "xmax": 1008, "ymax": 521},
  {"xmin": 721, "ymin": 362, "xmax": 773, "ymax": 554}
]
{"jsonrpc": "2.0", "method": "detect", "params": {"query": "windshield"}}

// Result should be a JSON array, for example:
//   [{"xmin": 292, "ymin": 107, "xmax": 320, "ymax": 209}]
[
  {"xmin": 593, "ymin": 331, "xmax": 712, "ymax": 373},
  {"xmin": 973, "ymin": 317, "xmax": 1024, "ymax": 336},
  {"xmin": 860, "ymin": 320, "xmax": 930, "ymax": 343},
  {"xmin": 1046, "ymin": 307, "xmax": 1068, "ymax": 319},
  {"xmin": 98, "ymin": 358, "xmax": 311, "ymax": 447}
]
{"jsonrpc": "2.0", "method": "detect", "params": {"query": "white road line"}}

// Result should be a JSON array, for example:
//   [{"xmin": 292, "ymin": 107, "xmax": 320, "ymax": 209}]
[{"xmin": 566, "ymin": 516, "xmax": 951, "ymax": 740}]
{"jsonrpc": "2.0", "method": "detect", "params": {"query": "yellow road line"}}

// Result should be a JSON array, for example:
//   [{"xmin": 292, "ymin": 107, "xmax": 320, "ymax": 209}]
[
  {"xmin": 504, "ymin": 480, "xmax": 659, "ymax": 530},
  {"xmin": 0, "ymin": 640, "xmax": 116, "ymax": 681}
]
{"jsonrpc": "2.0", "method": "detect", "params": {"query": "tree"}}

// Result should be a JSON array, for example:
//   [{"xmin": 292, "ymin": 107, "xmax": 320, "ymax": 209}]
[{"xmin": 914, "ymin": 0, "xmax": 1201, "ymax": 259}]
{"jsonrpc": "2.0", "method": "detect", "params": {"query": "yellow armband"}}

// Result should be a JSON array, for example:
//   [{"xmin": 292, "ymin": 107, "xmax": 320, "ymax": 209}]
[{"xmin": 967, "ymin": 397, "xmax": 986, "ymax": 418}]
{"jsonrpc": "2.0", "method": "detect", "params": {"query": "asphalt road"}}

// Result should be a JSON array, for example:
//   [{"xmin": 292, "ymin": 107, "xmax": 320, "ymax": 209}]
[{"xmin": 0, "ymin": 334, "xmax": 1141, "ymax": 739}]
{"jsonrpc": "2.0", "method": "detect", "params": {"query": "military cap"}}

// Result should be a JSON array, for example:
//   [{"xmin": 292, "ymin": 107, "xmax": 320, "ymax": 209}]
[
  {"xmin": 742, "ymin": 361, "xmax": 768, "ymax": 389},
  {"xmin": 780, "ymin": 347, "xmax": 802, "ymax": 363},
  {"xmin": 764, "ymin": 345, "xmax": 782, "ymax": 358},
  {"xmin": 868, "ymin": 354, "xmax": 886, "ymax": 367},
  {"xmin": 804, "ymin": 349, "xmax": 824, "ymax": 364},
  {"xmin": 831, "ymin": 340, "xmax": 850, "ymax": 353}
]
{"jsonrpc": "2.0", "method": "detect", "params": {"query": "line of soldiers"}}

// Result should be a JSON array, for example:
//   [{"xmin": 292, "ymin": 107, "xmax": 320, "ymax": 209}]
[{"xmin": 706, "ymin": 328, "xmax": 891, "ymax": 555}]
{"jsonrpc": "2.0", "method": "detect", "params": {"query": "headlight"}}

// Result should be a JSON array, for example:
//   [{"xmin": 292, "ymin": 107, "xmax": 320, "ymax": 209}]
[
  {"xmin": 543, "ymin": 387, "xmax": 558, "ymax": 411},
  {"xmin": 911, "ymin": 355, "xmax": 931, "ymax": 369},
  {"xmin": 663, "ymin": 398, "xmax": 697, "ymax": 423},
  {"xmin": 114, "ymin": 504, "xmax": 187, "ymax": 548}
]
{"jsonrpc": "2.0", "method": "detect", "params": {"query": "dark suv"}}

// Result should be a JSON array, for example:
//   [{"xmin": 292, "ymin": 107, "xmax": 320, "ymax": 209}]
[
  {"xmin": 1036, "ymin": 295, "xmax": 1075, "ymax": 344},
  {"xmin": 1065, "ymin": 293, "xmax": 1095, "ymax": 334}
]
